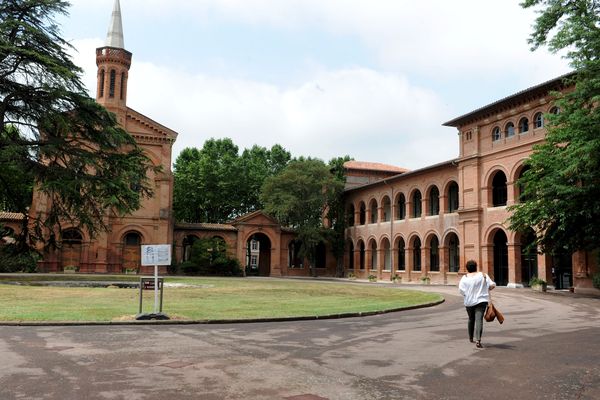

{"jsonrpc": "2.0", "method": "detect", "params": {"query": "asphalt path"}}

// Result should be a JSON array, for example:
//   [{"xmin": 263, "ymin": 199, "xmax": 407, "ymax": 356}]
[{"xmin": 0, "ymin": 284, "xmax": 599, "ymax": 400}]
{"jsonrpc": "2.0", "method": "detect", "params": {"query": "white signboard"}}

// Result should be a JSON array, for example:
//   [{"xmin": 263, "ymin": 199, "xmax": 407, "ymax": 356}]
[{"xmin": 141, "ymin": 244, "xmax": 172, "ymax": 266}]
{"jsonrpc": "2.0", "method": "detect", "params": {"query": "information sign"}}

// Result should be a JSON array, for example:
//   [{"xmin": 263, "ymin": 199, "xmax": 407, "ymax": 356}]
[{"xmin": 141, "ymin": 245, "xmax": 171, "ymax": 266}]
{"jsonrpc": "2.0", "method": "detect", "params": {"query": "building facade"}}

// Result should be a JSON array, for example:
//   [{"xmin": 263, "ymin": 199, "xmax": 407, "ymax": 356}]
[
  {"xmin": 343, "ymin": 76, "xmax": 598, "ymax": 292},
  {"xmin": 9, "ymin": 1, "xmax": 597, "ymax": 291}
]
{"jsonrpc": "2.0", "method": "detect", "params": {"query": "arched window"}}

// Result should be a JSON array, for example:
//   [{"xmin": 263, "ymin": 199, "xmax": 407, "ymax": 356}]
[
  {"xmin": 534, "ymin": 112, "xmax": 544, "ymax": 128},
  {"xmin": 347, "ymin": 241, "xmax": 354, "ymax": 271},
  {"xmin": 124, "ymin": 232, "xmax": 141, "ymax": 246},
  {"xmin": 492, "ymin": 171, "xmax": 508, "ymax": 207},
  {"xmin": 382, "ymin": 197, "xmax": 391, "ymax": 222},
  {"xmin": 505, "ymin": 122, "xmax": 515, "ymax": 138},
  {"xmin": 63, "ymin": 229, "xmax": 83, "ymax": 243},
  {"xmin": 369, "ymin": 199, "xmax": 378, "ymax": 224},
  {"xmin": 396, "ymin": 194, "xmax": 406, "ymax": 220},
  {"xmin": 412, "ymin": 237, "xmax": 421, "ymax": 271},
  {"xmin": 448, "ymin": 182, "xmax": 459, "ymax": 213},
  {"xmin": 429, "ymin": 236, "xmax": 439, "ymax": 272},
  {"xmin": 109, "ymin": 69, "xmax": 116, "ymax": 98},
  {"xmin": 412, "ymin": 190, "xmax": 422, "ymax": 218},
  {"xmin": 447, "ymin": 234, "xmax": 460, "ymax": 273},
  {"xmin": 428, "ymin": 186, "xmax": 439, "ymax": 216},
  {"xmin": 120, "ymin": 72, "xmax": 126, "ymax": 100},
  {"xmin": 99, "ymin": 69, "xmax": 105, "ymax": 98},
  {"xmin": 492, "ymin": 126, "xmax": 501, "ymax": 141},
  {"xmin": 397, "ymin": 238, "xmax": 405, "ymax": 271},
  {"xmin": 519, "ymin": 117, "xmax": 529, "ymax": 133},
  {"xmin": 549, "ymin": 106, "xmax": 560, "ymax": 114},
  {"xmin": 359, "ymin": 202, "xmax": 366, "ymax": 225}
]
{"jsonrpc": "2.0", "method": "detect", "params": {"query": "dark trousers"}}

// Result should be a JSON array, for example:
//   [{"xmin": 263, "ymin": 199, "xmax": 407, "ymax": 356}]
[{"xmin": 465, "ymin": 302, "xmax": 488, "ymax": 341}]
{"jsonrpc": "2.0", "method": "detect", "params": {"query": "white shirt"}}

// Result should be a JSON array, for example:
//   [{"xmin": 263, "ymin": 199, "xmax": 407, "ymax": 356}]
[{"xmin": 459, "ymin": 272, "xmax": 496, "ymax": 307}]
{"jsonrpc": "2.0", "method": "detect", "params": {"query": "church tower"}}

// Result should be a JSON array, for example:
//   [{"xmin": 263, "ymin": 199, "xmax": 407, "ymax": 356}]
[{"xmin": 96, "ymin": 0, "xmax": 130, "ymax": 125}]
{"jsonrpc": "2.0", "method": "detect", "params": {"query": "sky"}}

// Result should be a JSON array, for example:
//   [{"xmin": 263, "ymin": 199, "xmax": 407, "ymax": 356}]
[{"xmin": 61, "ymin": 0, "xmax": 571, "ymax": 170}]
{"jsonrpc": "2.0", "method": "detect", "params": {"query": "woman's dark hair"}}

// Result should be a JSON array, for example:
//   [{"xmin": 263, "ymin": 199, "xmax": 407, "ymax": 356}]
[{"xmin": 466, "ymin": 260, "xmax": 478, "ymax": 273}]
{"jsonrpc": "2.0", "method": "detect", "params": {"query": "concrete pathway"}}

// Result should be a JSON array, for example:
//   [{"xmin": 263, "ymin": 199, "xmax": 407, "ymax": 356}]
[{"xmin": 0, "ymin": 285, "xmax": 598, "ymax": 399}]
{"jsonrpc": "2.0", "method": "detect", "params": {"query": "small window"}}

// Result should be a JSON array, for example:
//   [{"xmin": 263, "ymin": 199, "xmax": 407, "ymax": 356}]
[
  {"xmin": 534, "ymin": 112, "xmax": 544, "ymax": 128},
  {"xmin": 370, "ymin": 200, "xmax": 378, "ymax": 224},
  {"xmin": 492, "ymin": 171, "xmax": 508, "ymax": 207},
  {"xmin": 99, "ymin": 69, "xmax": 105, "ymax": 98},
  {"xmin": 251, "ymin": 240, "xmax": 258, "ymax": 251},
  {"xmin": 519, "ymin": 118, "xmax": 529, "ymax": 133},
  {"xmin": 505, "ymin": 122, "xmax": 515, "ymax": 138},
  {"xmin": 492, "ymin": 126, "xmax": 501, "ymax": 141},
  {"xmin": 396, "ymin": 194, "xmax": 406, "ymax": 220},
  {"xmin": 250, "ymin": 255, "xmax": 258, "ymax": 266},
  {"xmin": 412, "ymin": 191, "xmax": 422, "ymax": 218},
  {"xmin": 120, "ymin": 72, "xmax": 126, "ymax": 100},
  {"xmin": 448, "ymin": 182, "xmax": 459, "ymax": 213},
  {"xmin": 550, "ymin": 106, "xmax": 560, "ymax": 115},
  {"xmin": 464, "ymin": 131, "xmax": 472, "ymax": 141},
  {"xmin": 109, "ymin": 69, "xmax": 116, "ymax": 98},
  {"xmin": 428, "ymin": 186, "xmax": 439, "ymax": 216}
]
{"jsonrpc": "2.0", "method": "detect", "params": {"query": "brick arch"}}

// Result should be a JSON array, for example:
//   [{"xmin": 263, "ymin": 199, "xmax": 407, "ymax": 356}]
[
  {"xmin": 510, "ymin": 158, "xmax": 530, "ymax": 183},
  {"xmin": 483, "ymin": 165, "xmax": 510, "ymax": 188},
  {"xmin": 424, "ymin": 230, "xmax": 440, "ymax": 246},
  {"xmin": 483, "ymin": 223, "xmax": 515, "ymax": 245},
  {"xmin": 442, "ymin": 228, "xmax": 461, "ymax": 245},
  {"xmin": 378, "ymin": 235, "xmax": 391, "ymax": 248}
]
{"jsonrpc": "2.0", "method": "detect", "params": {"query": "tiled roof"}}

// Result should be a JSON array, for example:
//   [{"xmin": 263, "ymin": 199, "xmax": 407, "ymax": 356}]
[
  {"xmin": 174, "ymin": 222, "xmax": 237, "ymax": 232},
  {"xmin": 343, "ymin": 161, "xmax": 409, "ymax": 173},
  {"xmin": 443, "ymin": 72, "xmax": 574, "ymax": 127},
  {"xmin": 0, "ymin": 212, "xmax": 26, "ymax": 221}
]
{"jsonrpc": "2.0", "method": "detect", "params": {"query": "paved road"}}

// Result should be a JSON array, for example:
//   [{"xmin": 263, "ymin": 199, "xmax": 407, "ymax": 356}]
[{"xmin": 0, "ymin": 285, "xmax": 599, "ymax": 400}]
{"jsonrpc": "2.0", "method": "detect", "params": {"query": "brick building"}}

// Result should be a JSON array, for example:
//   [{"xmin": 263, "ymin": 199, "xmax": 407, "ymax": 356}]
[{"xmin": 12, "ymin": 1, "xmax": 598, "ymax": 291}]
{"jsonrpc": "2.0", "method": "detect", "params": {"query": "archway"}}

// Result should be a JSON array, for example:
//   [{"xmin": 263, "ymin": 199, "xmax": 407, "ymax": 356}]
[
  {"xmin": 123, "ymin": 231, "xmax": 142, "ymax": 273},
  {"xmin": 552, "ymin": 252, "xmax": 573, "ymax": 290},
  {"xmin": 246, "ymin": 233, "xmax": 271, "ymax": 276},
  {"xmin": 520, "ymin": 229, "xmax": 538, "ymax": 285},
  {"xmin": 493, "ymin": 230, "xmax": 509, "ymax": 286},
  {"xmin": 182, "ymin": 235, "xmax": 199, "ymax": 262},
  {"xmin": 62, "ymin": 229, "xmax": 83, "ymax": 271}
]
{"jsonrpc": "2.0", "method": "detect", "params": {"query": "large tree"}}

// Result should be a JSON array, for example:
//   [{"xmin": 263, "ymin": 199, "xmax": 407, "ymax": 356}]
[
  {"xmin": 509, "ymin": 0, "xmax": 600, "ymax": 253},
  {"xmin": 173, "ymin": 139, "xmax": 291, "ymax": 223},
  {"xmin": 260, "ymin": 158, "xmax": 344, "ymax": 275},
  {"xmin": 0, "ymin": 0, "xmax": 154, "ymax": 252}
]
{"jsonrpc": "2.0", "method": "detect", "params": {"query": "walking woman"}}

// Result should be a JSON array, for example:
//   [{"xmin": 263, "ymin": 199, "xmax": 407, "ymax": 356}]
[{"xmin": 459, "ymin": 260, "xmax": 496, "ymax": 348}]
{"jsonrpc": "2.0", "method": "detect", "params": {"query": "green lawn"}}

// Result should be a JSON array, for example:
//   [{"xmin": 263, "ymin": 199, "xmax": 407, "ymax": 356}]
[{"xmin": 0, "ymin": 275, "xmax": 443, "ymax": 322}]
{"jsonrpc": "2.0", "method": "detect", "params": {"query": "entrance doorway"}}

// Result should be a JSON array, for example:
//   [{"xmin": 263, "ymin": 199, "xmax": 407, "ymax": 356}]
[
  {"xmin": 493, "ymin": 230, "xmax": 509, "ymax": 286},
  {"xmin": 246, "ymin": 233, "xmax": 271, "ymax": 276},
  {"xmin": 552, "ymin": 252, "xmax": 573, "ymax": 289},
  {"xmin": 123, "ymin": 232, "xmax": 142, "ymax": 272},
  {"xmin": 61, "ymin": 229, "xmax": 83, "ymax": 271},
  {"xmin": 520, "ymin": 229, "xmax": 538, "ymax": 286}
]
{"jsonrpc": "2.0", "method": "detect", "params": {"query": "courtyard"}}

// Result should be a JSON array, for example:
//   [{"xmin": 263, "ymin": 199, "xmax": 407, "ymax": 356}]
[{"xmin": 0, "ymin": 283, "xmax": 598, "ymax": 399}]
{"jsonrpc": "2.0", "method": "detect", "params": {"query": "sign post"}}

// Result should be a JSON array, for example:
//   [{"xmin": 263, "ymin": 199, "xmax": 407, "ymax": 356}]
[{"xmin": 136, "ymin": 244, "xmax": 171, "ymax": 320}]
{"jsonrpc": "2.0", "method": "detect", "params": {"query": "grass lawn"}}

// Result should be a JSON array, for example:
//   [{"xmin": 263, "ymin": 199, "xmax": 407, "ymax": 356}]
[{"xmin": 0, "ymin": 275, "xmax": 443, "ymax": 322}]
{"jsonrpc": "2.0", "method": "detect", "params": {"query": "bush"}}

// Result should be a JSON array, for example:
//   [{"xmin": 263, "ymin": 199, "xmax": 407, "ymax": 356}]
[
  {"xmin": 0, "ymin": 245, "xmax": 38, "ymax": 273},
  {"xmin": 178, "ymin": 237, "xmax": 243, "ymax": 277},
  {"xmin": 529, "ymin": 276, "xmax": 547, "ymax": 286},
  {"xmin": 368, "ymin": 274, "xmax": 377, "ymax": 282},
  {"xmin": 593, "ymin": 273, "xmax": 600, "ymax": 290},
  {"xmin": 179, "ymin": 261, "xmax": 200, "ymax": 276}
]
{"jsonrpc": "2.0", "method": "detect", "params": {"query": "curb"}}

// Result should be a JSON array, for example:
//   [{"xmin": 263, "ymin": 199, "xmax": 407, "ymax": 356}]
[{"xmin": 0, "ymin": 298, "xmax": 445, "ymax": 327}]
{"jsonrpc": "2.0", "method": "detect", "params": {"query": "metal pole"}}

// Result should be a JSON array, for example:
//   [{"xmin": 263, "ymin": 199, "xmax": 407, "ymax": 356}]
[{"xmin": 154, "ymin": 264, "xmax": 158, "ymax": 314}]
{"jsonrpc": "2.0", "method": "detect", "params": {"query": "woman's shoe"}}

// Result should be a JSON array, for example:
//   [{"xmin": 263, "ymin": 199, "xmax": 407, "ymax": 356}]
[{"xmin": 475, "ymin": 341, "xmax": 483, "ymax": 348}]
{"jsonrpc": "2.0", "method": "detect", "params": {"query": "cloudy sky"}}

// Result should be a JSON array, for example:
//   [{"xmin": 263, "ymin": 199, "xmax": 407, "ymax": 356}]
[{"xmin": 62, "ymin": 0, "xmax": 570, "ymax": 170}]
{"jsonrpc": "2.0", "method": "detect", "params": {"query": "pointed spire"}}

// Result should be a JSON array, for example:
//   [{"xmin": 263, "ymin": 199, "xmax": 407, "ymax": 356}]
[{"xmin": 105, "ymin": 0, "xmax": 125, "ymax": 49}]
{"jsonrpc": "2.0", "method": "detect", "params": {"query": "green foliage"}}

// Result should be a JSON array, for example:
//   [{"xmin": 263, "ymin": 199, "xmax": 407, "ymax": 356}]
[
  {"xmin": 0, "ymin": 0, "xmax": 155, "ymax": 252},
  {"xmin": 529, "ymin": 276, "xmax": 547, "ymax": 286},
  {"xmin": 180, "ymin": 237, "xmax": 242, "ymax": 276},
  {"xmin": 327, "ymin": 156, "xmax": 352, "ymax": 276},
  {"xmin": 0, "ymin": 244, "xmax": 38, "ymax": 272},
  {"xmin": 368, "ymin": 274, "xmax": 377, "ymax": 282},
  {"xmin": 173, "ymin": 139, "xmax": 291, "ymax": 223},
  {"xmin": 592, "ymin": 273, "xmax": 600, "ymax": 289},
  {"xmin": 260, "ymin": 158, "xmax": 345, "ymax": 273},
  {"xmin": 510, "ymin": 0, "xmax": 600, "ymax": 254}
]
